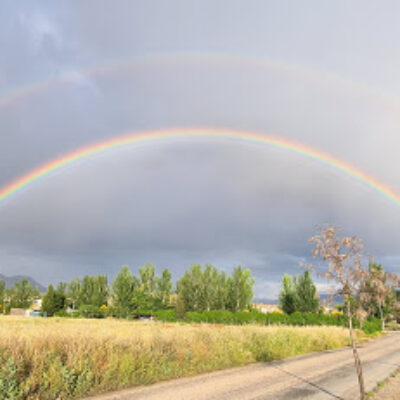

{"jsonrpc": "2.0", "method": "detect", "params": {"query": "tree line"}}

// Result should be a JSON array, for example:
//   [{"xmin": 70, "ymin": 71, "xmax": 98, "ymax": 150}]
[
  {"xmin": 0, "ymin": 279, "xmax": 40, "ymax": 312},
  {"xmin": 278, "ymin": 263, "xmax": 399, "ymax": 325},
  {"xmin": 0, "ymin": 263, "xmax": 255, "ymax": 318},
  {"xmin": 279, "ymin": 270, "xmax": 319, "ymax": 314}
]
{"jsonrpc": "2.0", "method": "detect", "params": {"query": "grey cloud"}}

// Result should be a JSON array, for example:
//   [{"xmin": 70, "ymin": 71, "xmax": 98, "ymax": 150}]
[{"xmin": 1, "ymin": 1, "xmax": 400, "ymax": 297}]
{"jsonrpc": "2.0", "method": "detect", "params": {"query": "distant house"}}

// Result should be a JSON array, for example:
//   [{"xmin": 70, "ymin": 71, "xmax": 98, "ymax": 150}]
[
  {"xmin": 10, "ymin": 308, "xmax": 30, "ymax": 317},
  {"xmin": 253, "ymin": 303, "xmax": 281, "ymax": 314},
  {"xmin": 9, "ymin": 299, "xmax": 42, "ymax": 317},
  {"xmin": 29, "ymin": 299, "xmax": 42, "ymax": 317},
  {"xmin": 31, "ymin": 299, "xmax": 42, "ymax": 313}
]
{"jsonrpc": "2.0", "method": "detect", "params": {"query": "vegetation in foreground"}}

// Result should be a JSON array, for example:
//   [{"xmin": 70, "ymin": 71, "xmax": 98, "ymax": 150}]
[
  {"xmin": 0, "ymin": 317, "xmax": 368, "ymax": 400},
  {"xmin": 152, "ymin": 309, "xmax": 383, "ymax": 335}
]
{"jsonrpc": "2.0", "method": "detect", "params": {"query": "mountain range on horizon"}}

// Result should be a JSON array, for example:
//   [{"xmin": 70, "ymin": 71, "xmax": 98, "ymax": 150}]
[{"xmin": 0, "ymin": 273, "xmax": 46, "ymax": 292}]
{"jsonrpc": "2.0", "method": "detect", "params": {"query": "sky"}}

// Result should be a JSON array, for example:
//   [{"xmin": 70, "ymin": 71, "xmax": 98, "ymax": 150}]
[{"xmin": 1, "ymin": 1, "xmax": 400, "ymax": 299}]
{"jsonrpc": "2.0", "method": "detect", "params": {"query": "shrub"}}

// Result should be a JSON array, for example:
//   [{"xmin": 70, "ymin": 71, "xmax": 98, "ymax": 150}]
[
  {"xmin": 152, "ymin": 309, "xmax": 377, "ymax": 334},
  {"xmin": 70, "ymin": 310, "xmax": 81, "ymax": 318},
  {"xmin": 0, "ymin": 357, "xmax": 21, "ymax": 399},
  {"xmin": 153, "ymin": 310, "xmax": 177, "ymax": 322},
  {"xmin": 54, "ymin": 309, "xmax": 69, "ymax": 318},
  {"xmin": 266, "ymin": 312, "xmax": 287, "ymax": 325},
  {"xmin": 362, "ymin": 317, "xmax": 382, "ymax": 335},
  {"xmin": 288, "ymin": 312, "xmax": 305, "ymax": 326},
  {"xmin": 79, "ymin": 305, "xmax": 104, "ymax": 319}
]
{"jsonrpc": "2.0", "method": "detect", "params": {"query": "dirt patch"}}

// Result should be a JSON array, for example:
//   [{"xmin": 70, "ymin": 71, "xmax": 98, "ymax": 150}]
[{"xmin": 373, "ymin": 370, "xmax": 400, "ymax": 400}]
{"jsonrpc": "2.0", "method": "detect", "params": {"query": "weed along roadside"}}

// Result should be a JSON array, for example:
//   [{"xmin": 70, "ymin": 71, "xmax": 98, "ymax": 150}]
[{"xmin": 0, "ymin": 317, "xmax": 374, "ymax": 400}]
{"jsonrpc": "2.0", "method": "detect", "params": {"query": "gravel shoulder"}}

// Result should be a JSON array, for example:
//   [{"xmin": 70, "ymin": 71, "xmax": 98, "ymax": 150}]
[{"xmin": 372, "ymin": 369, "xmax": 400, "ymax": 400}]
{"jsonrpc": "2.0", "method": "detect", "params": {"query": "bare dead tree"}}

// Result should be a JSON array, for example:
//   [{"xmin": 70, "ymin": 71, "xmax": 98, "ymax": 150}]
[{"xmin": 307, "ymin": 225, "xmax": 368, "ymax": 400}]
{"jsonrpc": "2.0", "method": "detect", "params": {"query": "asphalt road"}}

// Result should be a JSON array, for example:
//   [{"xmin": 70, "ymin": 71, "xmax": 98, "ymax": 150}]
[{"xmin": 88, "ymin": 332, "xmax": 400, "ymax": 400}]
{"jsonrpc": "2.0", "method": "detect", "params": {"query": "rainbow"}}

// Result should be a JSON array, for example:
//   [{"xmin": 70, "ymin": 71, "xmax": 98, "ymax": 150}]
[
  {"xmin": 1, "ymin": 53, "xmax": 400, "ymax": 113},
  {"xmin": 0, "ymin": 127, "xmax": 399, "ymax": 207}
]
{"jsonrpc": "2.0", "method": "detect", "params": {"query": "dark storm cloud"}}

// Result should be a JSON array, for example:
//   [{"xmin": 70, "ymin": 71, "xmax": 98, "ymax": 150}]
[{"xmin": 1, "ymin": 1, "xmax": 400, "ymax": 297}]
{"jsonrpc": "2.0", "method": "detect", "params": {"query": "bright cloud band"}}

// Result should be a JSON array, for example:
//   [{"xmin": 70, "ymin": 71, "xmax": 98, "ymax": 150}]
[{"xmin": 0, "ymin": 127, "xmax": 399, "ymax": 207}]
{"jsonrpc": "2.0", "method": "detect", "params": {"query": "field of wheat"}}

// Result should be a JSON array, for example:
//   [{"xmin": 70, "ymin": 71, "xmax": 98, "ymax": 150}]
[{"xmin": 0, "ymin": 316, "xmax": 367, "ymax": 399}]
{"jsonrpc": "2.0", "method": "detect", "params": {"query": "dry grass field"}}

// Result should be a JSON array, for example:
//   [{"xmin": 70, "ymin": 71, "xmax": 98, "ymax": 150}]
[{"xmin": 0, "ymin": 316, "xmax": 368, "ymax": 399}]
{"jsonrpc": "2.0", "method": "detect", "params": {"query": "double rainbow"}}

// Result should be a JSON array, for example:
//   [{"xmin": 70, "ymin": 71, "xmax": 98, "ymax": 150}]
[{"xmin": 0, "ymin": 127, "xmax": 399, "ymax": 207}]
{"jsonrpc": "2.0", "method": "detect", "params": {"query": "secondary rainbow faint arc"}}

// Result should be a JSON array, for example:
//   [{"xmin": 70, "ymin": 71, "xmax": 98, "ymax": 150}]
[
  {"xmin": 2, "ymin": 53, "xmax": 400, "ymax": 113},
  {"xmin": 0, "ymin": 127, "xmax": 399, "ymax": 207}
]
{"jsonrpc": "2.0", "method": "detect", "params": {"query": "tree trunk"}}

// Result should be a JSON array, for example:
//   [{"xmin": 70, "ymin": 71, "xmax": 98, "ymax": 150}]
[
  {"xmin": 348, "ymin": 308, "xmax": 366, "ymax": 400},
  {"xmin": 378, "ymin": 305, "xmax": 385, "ymax": 331}
]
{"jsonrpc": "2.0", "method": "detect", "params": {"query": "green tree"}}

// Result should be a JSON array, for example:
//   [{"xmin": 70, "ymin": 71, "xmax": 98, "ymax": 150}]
[
  {"xmin": 55, "ymin": 282, "xmax": 67, "ymax": 312},
  {"xmin": 295, "ymin": 270, "xmax": 319, "ymax": 313},
  {"xmin": 42, "ymin": 283, "xmax": 67, "ymax": 316},
  {"xmin": 7, "ymin": 280, "xmax": 40, "ymax": 309},
  {"xmin": 139, "ymin": 263, "xmax": 156, "ymax": 295},
  {"xmin": 155, "ymin": 268, "xmax": 172, "ymax": 308},
  {"xmin": 279, "ymin": 274, "xmax": 297, "ymax": 314},
  {"xmin": 91, "ymin": 275, "xmax": 109, "ymax": 308},
  {"xmin": 214, "ymin": 269, "xmax": 228, "ymax": 310},
  {"xmin": 226, "ymin": 266, "xmax": 254, "ymax": 312},
  {"xmin": 202, "ymin": 264, "xmax": 227, "ymax": 311},
  {"xmin": 42, "ymin": 284, "xmax": 57, "ymax": 316},
  {"xmin": 175, "ymin": 294, "xmax": 185, "ymax": 318},
  {"xmin": 80, "ymin": 275, "xmax": 95, "ymax": 306},
  {"xmin": 134, "ymin": 263, "xmax": 156, "ymax": 311},
  {"xmin": 176, "ymin": 264, "xmax": 205, "ymax": 312},
  {"xmin": 202, "ymin": 264, "xmax": 214, "ymax": 311},
  {"xmin": 112, "ymin": 266, "xmax": 135, "ymax": 317},
  {"xmin": 77, "ymin": 275, "xmax": 108, "ymax": 308},
  {"xmin": 204, "ymin": 266, "xmax": 228, "ymax": 311},
  {"xmin": 178, "ymin": 265, "xmax": 253, "ymax": 312},
  {"xmin": 67, "ymin": 278, "xmax": 81, "ymax": 310}
]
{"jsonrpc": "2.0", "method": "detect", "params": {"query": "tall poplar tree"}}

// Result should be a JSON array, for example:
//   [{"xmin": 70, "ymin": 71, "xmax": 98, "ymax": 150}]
[{"xmin": 112, "ymin": 266, "xmax": 135, "ymax": 317}]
